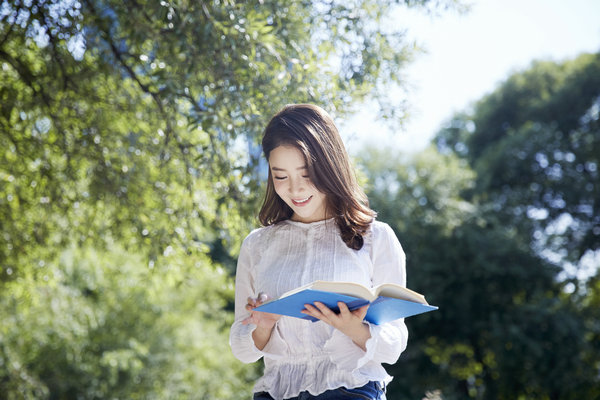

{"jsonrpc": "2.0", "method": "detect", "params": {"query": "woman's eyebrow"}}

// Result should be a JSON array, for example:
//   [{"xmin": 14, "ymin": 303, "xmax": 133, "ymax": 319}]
[{"xmin": 271, "ymin": 166, "xmax": 307, "ymax": 171}]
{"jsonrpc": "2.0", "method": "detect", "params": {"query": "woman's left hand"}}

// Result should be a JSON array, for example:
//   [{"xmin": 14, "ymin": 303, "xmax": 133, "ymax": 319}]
[{"xmin": 301, "ymin": 301, "xmax": 371, "ymax": 351}]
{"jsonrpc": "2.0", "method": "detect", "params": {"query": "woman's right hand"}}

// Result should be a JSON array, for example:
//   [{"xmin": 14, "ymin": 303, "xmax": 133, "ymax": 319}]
[
  {"xmin": 242, "ymin": 292, "xmax": 281, "ymax": 330},
  {"xmin": 242, "ymin": 293, "xmax": 281, "ymax": 350}
]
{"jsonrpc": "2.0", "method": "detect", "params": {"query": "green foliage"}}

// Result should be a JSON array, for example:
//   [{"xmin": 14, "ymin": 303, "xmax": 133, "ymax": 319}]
[
  {"xmin": 429, "ymin": 54, "xmax": 600, "ymax": 397},
  {"xmin": 360, "ymin": 145, "xmax": 599, "ymax": 399},
  {"xmin": 436, "ymin": 53, "xmax": 600, "ymax": 266},
  {"xmin": 0, "ymin": 244, "xmax": 256, "ymax": 399},
  {"xmin": 0, "ymin": 0, "xmax": 439, "ymax": 279}
]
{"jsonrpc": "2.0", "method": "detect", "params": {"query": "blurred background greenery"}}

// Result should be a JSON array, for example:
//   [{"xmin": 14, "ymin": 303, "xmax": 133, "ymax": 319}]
[{"xmin": 0, "ymin": 0, "xmax": 598, "ymax": 399}]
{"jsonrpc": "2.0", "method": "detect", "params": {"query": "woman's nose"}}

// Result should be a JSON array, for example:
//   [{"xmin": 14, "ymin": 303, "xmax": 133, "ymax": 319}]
[{"xmin": 288, "ymin": 177, "xmax": 304, "ymax": 195}]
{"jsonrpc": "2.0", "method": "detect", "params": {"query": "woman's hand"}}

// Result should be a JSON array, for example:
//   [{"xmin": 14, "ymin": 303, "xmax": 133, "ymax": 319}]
[
  {"xmin": 242, "ymin": 293, "xmax": 281, "ymax": 350},
  {"xmin": 302, "ymin": 301, "xmax": 371, "ymax": 351},
  {"xmin": 242, "ymin": 293, "xmax": 281, "ymax": 328}
]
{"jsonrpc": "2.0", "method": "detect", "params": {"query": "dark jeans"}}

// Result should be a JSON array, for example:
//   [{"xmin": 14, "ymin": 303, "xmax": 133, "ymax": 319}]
[{"xmin": 253, "ymin": 381, "xmax": 386, "ymax": 400}]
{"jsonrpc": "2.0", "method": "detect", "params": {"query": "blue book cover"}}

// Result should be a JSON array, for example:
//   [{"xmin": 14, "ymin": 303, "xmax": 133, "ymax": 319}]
[{"xmin": 255, "ymin": 288, "xmax": 438, "ymax": 325}]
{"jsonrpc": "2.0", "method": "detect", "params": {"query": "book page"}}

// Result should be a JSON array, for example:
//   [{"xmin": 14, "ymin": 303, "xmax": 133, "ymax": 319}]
[
  {"xmin": 279, "ymin": 280, "xmax": 428, "ymax": 304},
  {"xmin": 280, "ymin": 281, "xmax": 376, "ymax": 301},
  {"xmin": 310, "ymin": 281, "xmax": 376, "ymax": 301},
  {"xmin": 375, "ymin": 283, "xmax": 427, "ymax": 304}
]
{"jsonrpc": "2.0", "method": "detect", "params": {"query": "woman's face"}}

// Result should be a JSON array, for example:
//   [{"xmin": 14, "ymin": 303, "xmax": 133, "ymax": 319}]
[{"xmin": 268, "ymin": 145, "xmax": 329, "ymax": 223}]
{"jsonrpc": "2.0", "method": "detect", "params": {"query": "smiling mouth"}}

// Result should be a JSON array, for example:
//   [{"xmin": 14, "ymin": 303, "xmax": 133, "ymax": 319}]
[{"xmin": 291, "ymin": 196, "xmax": 312, "ymax": 206}]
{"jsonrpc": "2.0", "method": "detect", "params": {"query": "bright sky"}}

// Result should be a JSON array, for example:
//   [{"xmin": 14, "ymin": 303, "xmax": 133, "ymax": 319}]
[{"xmin": 340, "ymin": 0, "xmax": 600, "ymax": 155}]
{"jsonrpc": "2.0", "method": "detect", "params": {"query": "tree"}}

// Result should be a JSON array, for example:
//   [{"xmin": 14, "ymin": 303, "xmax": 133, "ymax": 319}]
[
  {"xmin": 0, "ymin": 245, "xmax": 258, "ymax": 399},
  {"xmin": 433, "ymin": 53, "xmax": 600, "ymax": 397},
  {"xmin": 0, "ymin": 0, "xmax": 459, "ymax": 277},
  {"xmin": 435, "ymin": 53, "xmax": 600, "ymax": 269},
  {"xmin": 359, "ymin": 146, "xmax": 599, "ymax": 399}
]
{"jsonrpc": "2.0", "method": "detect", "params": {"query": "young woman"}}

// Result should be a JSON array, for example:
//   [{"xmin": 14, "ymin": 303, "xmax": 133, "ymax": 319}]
[{"xmin": 229, "ymin": 104, "xmax": 408, "ymax": 400}]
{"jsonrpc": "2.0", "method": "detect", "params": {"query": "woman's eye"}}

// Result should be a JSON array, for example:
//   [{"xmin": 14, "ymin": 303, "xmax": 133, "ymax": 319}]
[{"xmin": 274, "ymin": 176, "xmax": 287, "ymax": 180}]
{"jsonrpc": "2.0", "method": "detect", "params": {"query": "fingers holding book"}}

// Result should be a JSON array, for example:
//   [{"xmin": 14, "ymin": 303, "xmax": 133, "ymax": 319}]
[
  {"xmin": 242, "ymin": 292, "xmax": 281, "ymax": 328},
  {"xmin": 301, "ymin": 301, "xmax": 371, "ymax": 350},
  {"xmin": 245, "ymin": 292, "xmax": 270, "ymax": 311}
]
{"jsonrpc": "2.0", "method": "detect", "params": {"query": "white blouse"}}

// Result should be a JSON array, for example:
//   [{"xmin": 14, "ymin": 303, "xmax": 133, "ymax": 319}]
[{"xmin": 229, "ymin": 218, "xmax": 409, "ymax": 400}]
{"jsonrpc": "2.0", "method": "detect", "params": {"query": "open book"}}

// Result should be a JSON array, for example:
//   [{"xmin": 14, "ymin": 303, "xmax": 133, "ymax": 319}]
[{"xmin": 254, "ymin": 280, "xmax": 438, "ymax": 325}]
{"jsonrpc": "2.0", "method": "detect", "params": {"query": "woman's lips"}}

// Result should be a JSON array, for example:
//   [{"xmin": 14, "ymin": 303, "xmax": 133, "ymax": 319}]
[{"xmin": 291, "ymin": 196, "xmax": 312, "ymax": 207}]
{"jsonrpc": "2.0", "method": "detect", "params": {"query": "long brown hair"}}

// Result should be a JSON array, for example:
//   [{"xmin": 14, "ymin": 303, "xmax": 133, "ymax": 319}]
[{"xmin": 258, "ymin": 104, "xmax": 375, "ymax": 250}]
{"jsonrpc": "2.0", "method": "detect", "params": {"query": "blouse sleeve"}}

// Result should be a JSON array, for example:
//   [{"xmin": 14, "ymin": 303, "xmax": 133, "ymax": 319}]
[
  {"xmin": 325, "ymin": 222, "xmax": 409, "ymax": 370},
  {"xmin": 229, "ymin": 231, "xmax": 287, "ymax": 363}
]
